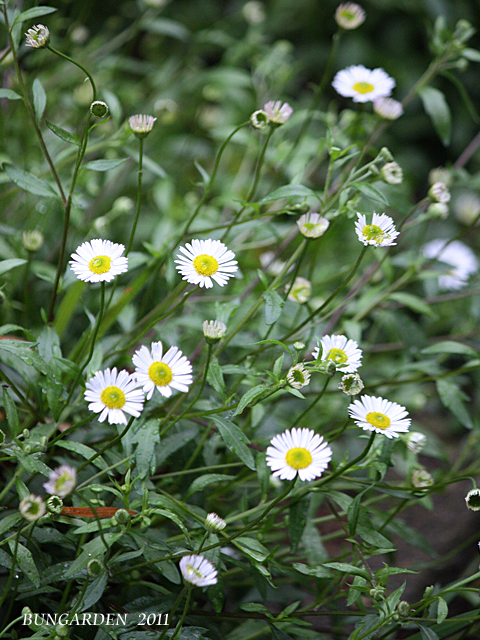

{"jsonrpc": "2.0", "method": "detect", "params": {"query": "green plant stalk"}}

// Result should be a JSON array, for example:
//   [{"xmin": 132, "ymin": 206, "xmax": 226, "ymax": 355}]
[
  {"xmin": 46, "ymin": 45, "xmax": 97, "ymax": 102},
  {"xmin": 77, "ymin": 415, "xmax": 136, "ymax": 472},
  {"xmin": 291, "ymin": 376, "xmax": 330, "ymax": 428},
  {"xmin": 159, "ymin": 585, "xmax": 188, "ymax": 640},
  {"xmin": 0, "ymin": 615, "xmax": 24, "ymax": 639},
  {"xmin": 2, "ymin": 5, "xmax": 66, "ymax": 204},
  {"xmin": 125, "ymin": 137, "xmax": 144, "ymax": 255},
  {"xmin": 0, "ymin": 528, "xmax": 20, "ymax": 610},
  {"xmin": 170, "ymin": 587, "xmax": 192, "ymax": 640}
]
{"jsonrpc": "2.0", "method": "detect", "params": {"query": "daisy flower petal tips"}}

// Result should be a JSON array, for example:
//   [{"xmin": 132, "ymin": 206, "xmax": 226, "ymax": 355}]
[
  {"xmin": 179, "ymin": 554, "xmax": 218, "ymax": 587},
  {"xmin": 312, "ymin": 334, "xmax": 362, "ymax": 372},
  {"xmin": 84, "ymin": 368, "xmax": 144, "ymax": 424},
  {"xmin": 69, "ymin": 239, "xmax": 128, "ymax": 283},
  {"xmin": 133, "ymin": 341, "xmax": 193, "ymax": 399},
  {"xmin": 355, "ymin": 212, "xmax": 399, "ymax": 247},
  {"xmin": 348, "ymin": 395, "xmax": 411, "ymax": 438},
  {"xmin": 264, "ymin": 100, "xmax": 293, "ymax": 125},
  {"xmin": 175, "ymin": 239, "xmax": 238, "ymax": 288},
  {"xmin": 332, "ymin": 65, "xmax": 395, "ymax": 103},
  {"xmin": 266, "ymin": 428, "xmax": 332, "ymax": 482}
]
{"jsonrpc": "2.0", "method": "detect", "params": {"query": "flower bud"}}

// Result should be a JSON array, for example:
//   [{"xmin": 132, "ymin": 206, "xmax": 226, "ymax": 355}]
[
  {"xmin": 429, "ymin": 181, "xmax": 451, "ymax": 204},
  {"xmin": 297, "ymin": 212, "xmax": 330, "ymax": 239},
  {"xmin": 287, "ymin": 277, "xmax": 311, "ymax": 304},
  {"xmin": 335, "ymin": 3, "xmax": 366, "ymax": 30},
  {"xmin": 87, "ymin": 557, "xmax": 104, "ymax": 577},
  {"xmin": 379, "ymin": 147, "xmax": 394, "ymax": 162},
  {"xmin": 293, "ymin": 341, "xmax": 305, "ymax": 351},
  {"xmin": 338, "ymin": 372, "xmax": 364, "ymax": 395},
  {"xmin": 397, "ymin": 601, "xmax": 411, "ymax": 617},
  {"xmin": 19, "ymin": 495, "xmax": 46, "ymax": 521},
  {"xmin": 373, "ymin": 97, "xmax": 404, "ymax": 120},
  {"xmin": 380, "ymin": 162, "xmax": 403, "ymax": 185},
  {"xmin": 412, "ymin": 469, "xmax": 433, "ymax": 489},
  {"xmin": 90, "ymin": 101, "xmax": 109, "ymax": 118},
  {"xmin": 129, "ymin": 114, "xmax": 156, "ymax": 138},
  {"xmin": 205, "ymin": 512, "xmax": 227, "ymax": 532},
  {"xmin": 113, "ymin": 508, "xmax": 131, "ymax": 525},
  {"xmin": 203, "ymin": 320, "xmax": 227, "ymax": 344},
  {"xmin": 426, "ymin": 202, "xmax": 448, "ymax": 219},
  {"xmin": 465, "ymin": 488, "xmax": 480, "ymax": 511},
  {"xmin": 286, "ymin": 364, "xmax": 311, "ymax": 389},
  {"xmin": 25, "ymin": 24, "xmax": 50, "ymax": 49},
  {"xmin": 250, "ymin": 110, "xmax": 269, "ymax": 130},
  {"xmin": 405, "ymin": 431, "xmax": 427, "ymax": 454},
  {"xmin": 46, "ymin": 495, "xmax": 63, "ymax": 514},
  {"xmin": 22, "ymin": 230, "xmax": 44, "ymax": 252},
  {"xmin": 325, "ymin": 361, "xmax": 337, "ymax": 377},
  {"xmin": 243, "ymin": 1, "xmax": 266, "ymax": 24},
  {"xmin": 369, "ymin": 586, "xmax": 385, "ymax": 601}
]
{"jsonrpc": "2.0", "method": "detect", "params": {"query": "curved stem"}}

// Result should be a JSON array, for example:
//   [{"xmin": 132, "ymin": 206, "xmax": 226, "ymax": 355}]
[
  {"xmin": 47, "ymin": 45, "xmax": 97, "ymax": 102},
  {"xmin": 125, "ymin": 137, "xmax": 144, "ymax": 256}
]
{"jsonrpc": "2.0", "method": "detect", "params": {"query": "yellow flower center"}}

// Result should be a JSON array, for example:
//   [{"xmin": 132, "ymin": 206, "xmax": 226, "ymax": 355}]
[
  {"xmin": 148, "ymin": 362, "xmax": 173, "ymax": 387},
  {"xmin": 89, "ymin": 255, "xmax": 112, "ymax": 274},
  {"xmin": 186, "ymin": 564, "xmax": 203, "ymax": 579},
  {"xmin": 326, "ymin": 347, "xmax": 348, "ymax": 365},
  {"xmin": 366, "ymin": 412, "xmax": 391, "ymax": 430},
  {"xmin": 353, "ymin": 81, "xmax": 374, "ymax": 94},
  {"xmin": 100, "ymin": 386, "xmax": 126, "ymax": 409},
  {"xmin": 285, "ymin": 447, "xmax": 313, "ymax": 470},
  {"xmin": 193, "ymin": 254, "xmax": 219, "ymax": 277},
  {"xmin": 362, "ymin": 224, "xmax": 384, "ymax": 243}
]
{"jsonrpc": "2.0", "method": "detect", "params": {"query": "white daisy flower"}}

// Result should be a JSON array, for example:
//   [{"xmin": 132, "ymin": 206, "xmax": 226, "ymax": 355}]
[
  {"xmin": 312, "ymin": 334, "xmax": 362, "ymax": 373},
  {"xmin": 19, "ymin": 495, "xmax": 46, "ymax": 521},
  {"xmin": 264, "ymin": 100, "xmax": 293, "ymax": 125},
  {"xmin": 422, "ymin": 239, "xmax": 478, "ymax": 291},
  {"xmin": 175, "ymin": 239, "xmax": 238, "ymax": 289},
  {"xmin": 266, "ymin": 428, "xmax": 332, "ymax": 482},
  {"xmin": 133, "ymin": 341, "xmax": 193, "ymax": 399},
  {"xmin": 373, "ymin": 97, "xmax": 404, "ymax": 120},
  {"xmin": 129, "ymin": 114, "xmax": 157, "ymax": 138},
  {"xmin": 297, "ymin": 212, "xmax": 330, "ymax": 238},
  {"xmin": 84, "ymin": 367, "xmax": 144, "ymax": 425},
  {"xmin": 25, "ymin": 24, "xmax": 50, "ymax": 48},
  {"xmin": 43, "ymin": 465, "xmax": 77, "ymax": 497},
  {"xmin": 348, "ymin": 394, "xmax": 411, "ymax": 438},
  {"xmin": 69, "ymin": 239, "xmax": 128, "ymax": 283},
  {"xmin": 355, "ymin": 212, "xmax": 399, "ymax": 247},
  {"xmin": 335, "ymin": 3, "xmax": 366, "ymax": 30},
  {"xmin": 179, "ymin": 554, "xmax": 218, "ymax": 587},
  {"xmin": 332, "ymin": 65, "xmax": 395, "ymax": 103}
]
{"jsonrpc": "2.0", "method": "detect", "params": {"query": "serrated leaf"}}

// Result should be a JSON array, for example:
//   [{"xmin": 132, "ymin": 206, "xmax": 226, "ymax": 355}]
[
  {"xmin": 8, "ymin": 541, "xmax": 40, "ymax": 587},
  {"xmin": 32, "ymin": 78, "xmax": 46, "ymax": 121},
  {"xmin": 353, "ymin": 181, "xmax": 389, "ymax": 205},
  {"xmin": 4, "ymin": 164, "xmax": 57, "ymax": 197},
  {"xmin": 3, "ymin": 386, "xmax": 20, "ymax": 436},
  {"xmin": 0, "ymin": 258, "xmax": 27, "ymax": 276},
  {"xmin": 84, "ymin": 158, "xmax": 127, "ymax": 171},
  {"xmin": 260, "ymin": 184, "xmax": 319, "ymax": 203},
  {"xmin": 211, "ymin": 416, "xmax": 255, "ymax": 470},
  {"xmin": 263, "ymin": 290, "xmax": 284, "ymax": 325},
  {"xmin": 389, "ymin": 292, "xmax": 436, "ymax": 318},
  {"xmin": 185, "ymin": 473, "xmax": 232, "ymax": 498},
  {"xmin": 13, "ymin": 5, "xmax": 57, "ymax": 25},
  {"xmin": 437, "ymin": 597, "xmax": 448, "ymax": 624},
  {"xmin": 234, "ymin": 384, "xmax": 269, "ymax": 416},
  {"xmin": 421, "ymin": 341, "xmax": 478, "ymax": 358},
  {"xmin": 46, "ymin": 120, "xmax": 80, "ymax": 146},
  {"xmin": 436, "ymin": 378, "xmax": 473, "ymax": 429},
  {"xmin": 0, "ymin": 88, "xmax": 22, "ymax": 100},
  {"xmin": 418, "ymin": 86, "xmax": 451, "ymax": 146}
]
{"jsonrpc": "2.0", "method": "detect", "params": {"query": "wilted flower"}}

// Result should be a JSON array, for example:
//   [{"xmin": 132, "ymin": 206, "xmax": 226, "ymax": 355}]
[
  {"xmin": 422, "ymin": 239, "xmax": 478, "ymax": 290},
  {"xmin": 22, "ymin": 230, "xmax": 44, "ymax": 252},
  {"xmin": 205, "ymin": 512, "xmax": 227, "ymax": 532},
  {"xmin": 43, "ymin": 465, "xmax": 77, "ymax": 497},
  {"xmin": 332, "ymin": 65, "xmax": 395, "ymax": 103},
  {"xmin": 355, "ymin": 212, "xmax": 399, "ymax": 247},
  {"xmin": 335, "ymin": 3, "xmax": 366, "ymax": 30},
  {"xmin": 373, "ymin": 97, "xmax": 404, "ymax": 120},
  {"xmin": 175, "ymin": 239, "xmax": 238, "ymax": 289},
  {"xmin": 286, "ymin": 364, "xmax": 311, "ymax": 389},
  {"xmin": 338, "ymin": 372, "xmax": 364, "ymax": 395},
  {"xmin": 287, "ymin": 277, "xmax": 311, "ymax": 303},
  {"xmin": 380, "ymin": 162, "xmax": 403, "ymax": 185},
  {"xmin": 264, "ymin": 100, "xmax": 293, "ymax": 125},
  {"xmin": 25, "ymin": 24, "xmax": 50, "ymax": 49},
  {"xmin": 465, "ymin": 488, "xmax": 480, "ymax": 511},
  {"xmin": 19, "ymin": 495, "xmax": 46, "ymax": 521},
  {"xmin": 129, "ymin": 114, "xmax": 157, "ymax": 138},
  {"xmin": 203, "ymin": 320, "xmax": 227, "ymax": 344},
  {"xmin": 348, "ymin": 395, "xmax": 411, "ymax": 438},
  {"xmin": 297, "ymin": 212, "xmax": 330, "ymax": 238},
  {"xmin": 412, "ymin": 469, "xmax": 434, "ymax": 489},
  {"xmin": 429, "ymin": 181, "xmax": 451, "ymax": 204},
  {"xmin": 179, "ymin": 554, "xmax": 218, "ymax": 586},
  {"xmin": 250, "ymin": 110, "xmax": 269, "ymax": 130},
  {"xmin": 266, "ymin": 428, "xmax": 332, "ymax": 481}
]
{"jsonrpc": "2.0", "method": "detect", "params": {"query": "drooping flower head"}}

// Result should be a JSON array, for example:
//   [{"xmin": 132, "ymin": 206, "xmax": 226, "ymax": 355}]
[
  {"xmin": 355, "ymin": 212, "xmax": 399, "ymax": 247},
  {"xmin": 465, "ymin": 488, "xmax": 480, "ymax": 511},
  {"xmin": 264, "ymin": 100, "xmax": 293, "ymax": 125},
  {"xmin": 133, "ymin": 341, "xmax": 193, "ymax": 400},
  {"xmin": 348, "ymin": 394, "xmax": 411, "ymax": 438},
  {"xmin": 332, "ymin": 65, "xmax": 395, "ymax": 103},
  {"xmin": 373, "ymin": 97, "xmax": 404, "ymax": 120},
  {"xmin": 335, "ymin": 3, "xmax": 366, "ymax": 30},
  {"xmin": 129, "ymin": 114, "xmax": 157, "ymax": 138},
  {"xmin": 381, "ymin": 162, "xmax": 403, "ymax": 185},
  {"xmin": 250, "ymin": 110, "xmax": 269, "ymax": 130},
  {"xmin": 286, "ymin": 364, "xmax": 311, "ymax": 390},
  {"xmin": 25, "ymin": 24, "xmax": 50, "ymax": 48},
  {"xmin": 338, "ymin": 372, "xmax": 364, "ymax": 395},
  {"xmin": 297, "ymin": 212, "xmax": 330, "ymax": 239},
  {"xmin": 179, "ymin": 554, "xmax": 218, "ymax": 587},
  {"xmin": 266, "ymin": 428, "xmax": 332, "ymax": 482},
  {"xmin": 19, "ymin": 495, "xmax": 46, "ymax": 521},
  {"xmin": 43, "ymin": 465, "xmax": 77, "ymax": 497},
  {"xmin": 175, "ymin": 239, "xmax": 238, "ymax": 289},
  {"xmin": 312, "ymin": 334, "xmax": 362, "ymax": 373},
  {"xmin": 422, "ymin": 239, "xmax": 478, "ymax": 291},
  {"xmin": 69, "ymin": 239, "xmax": 128, "ymax": 283},
  {"xmin": 84, "ymin": 368, "xmax": 144, "ymax": 425}
]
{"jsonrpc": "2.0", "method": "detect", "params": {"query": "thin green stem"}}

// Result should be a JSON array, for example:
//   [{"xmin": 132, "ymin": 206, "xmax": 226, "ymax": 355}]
[
  {"xmin": 77, "ymin": 414, "xmax": 136, "ymax": 473},
  {"xmin": 125, "ymin": 137, "xmax": 144, "ymax": 255},
  {"xmin": 171, "ymin": 587, "xmax": 192, "ymax": 640},
  {"xmin": 46, "ymin": 45, "xmax": 97, "ymax": 102},
  {"xmin": 291, "ymin": 376, "xmax": 330, "ymax": 428},
  {"xmin": 159, "ymin": 586, "xmax": 188, "ymax": 640}
]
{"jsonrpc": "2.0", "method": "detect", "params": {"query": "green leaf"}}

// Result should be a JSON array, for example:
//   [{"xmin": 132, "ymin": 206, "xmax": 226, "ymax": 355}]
[
  {"xmin": 260, "ymin": 184, "xmax": 319, "ymax": 203},
  {"xmin": 64, "ymin": 533, "xmax": 122, "ymax": 578},
  {"xmin": 56, "ymin": 440, "xmax": 108, "ymax": 470},
  {"xmin": 234, "ymin": 384, "xmax": 269, "ymax": 416},
  {"xmin": 12, "ymin": 5, "xmax": 57, "ymax": 25},
  {"xmin": 289, "ymin": 496, "xmax": 310, "ymax": 552},
  {"xmin": 269, "ymin": 624, "xmax": 295, "ymax": 640},
  {"xmin": 234, "ymin": 536, "xmax": 270, "ymax": 562},
  {"xmin": 46, "ymin": 120, "xmax": 80, "ymax": 146},
  {"xmin": 353, "ymin": 181, "xmax": 389, "ymax": 205},
  {"xmin": 4, "ymin": 164, "xmax": 57, "ymax": 197},
  {"xmin": 3, "ymin": 386, "xmax": 20, "ymax": 436},
  {"xmin": 389, "ymin": 292, "xmax": 436, "ymax": 318},
  {"xmin": 437, "ymin": 597, "xmax": 448, "ymax": 624},
  {"xmin": 292, "ymin": 562, "xmax": 332, "ymax": 578},
  {"xmin": 436, "ymin": 378, "xmax": 473, "ymax": 429},
  {"xmin": 151, "ymin": 509, "xmax": 188, "ymax": 536},
  {"xmin": 84, "ymin": 158, "xmax": 127, "ymax": 171},
  {"xmin": 130, "ymin": 419, "xmax": 161, "ymax": 479},
  {"xmin": 210, "ymin": 416, "xmax": 255, "ymax": 470},
  {"xmin": 8, "ymin": 541, "xmax": 40, "ymax": 587},
  {"xmin": 347, "ymin": 494, "xmax": 361, "ymax": 536},
  {"xmin": 418, "ymin": 624, "xmax": 440, "ymax": 640},
  {"xmin": 0, "ymin": 513, "xmax": 22, "ymax": 537},
  {"xmin": 421, "ymin": 341, "xmax": 478, "ymax": 358},
  {"xmin": 207, "ymin": 356, "xmax": 227, "ymax": 400},
  {"xmin": 418, "ymin": 86, "xmax": 451, "ymax": 146},
  {"xmin": 75, "ymin": 572, "xmax": 108, "ymax": 612},
  {"xmin": 0, "ymin": 339, "xmax": 48, "ymax": 373},
  {"xmin": 53, "ymin": 280, "xmax": 85, "ymax": 338},
  {"xmin": 0, "ymin": 89, "xmax": 22, "ymax": 100},
  {"xmin": 32, "ymin": 78, "xmax": 46, "ymax": 121},
  {"xmin": 185, "ymin": 473, "xmax": 233, "ymax": 498},
  {"xmin": 0, "ymin": 258, "xmax": 27, "ymax": 276},
  {"xmin": 322, "ymin": 562, "xmax": 370, "ymax": 580},
  {"xmin": 263, "ymin": 290, "xmax": 284, "ymax": 325},
  {"xmin": 141, "ymin": 17, "xmax": 190, "ymax": 41},
  {"xmin": 208, "ymin": 576, "xmax": 224, "ymax": 614}
]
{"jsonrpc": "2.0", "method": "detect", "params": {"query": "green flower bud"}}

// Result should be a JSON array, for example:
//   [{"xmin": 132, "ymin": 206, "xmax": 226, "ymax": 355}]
[
  {"xmin": 87, "ymin": 557, "xmax": 104, "ymax": 577},
  {"xmin": 46, "ymin": 495, "xmax": 63, "ymax": 514},
  {"xmin": 397, "ymin": 601, "xmax": 410, "ymax": 617},
  {"xmin": 113, "ymin": 508, "xmax": 130, "ymax": 525},
  {"xmin": 90, "ymin": 101, "xmax": 109, "ymax": 118}
]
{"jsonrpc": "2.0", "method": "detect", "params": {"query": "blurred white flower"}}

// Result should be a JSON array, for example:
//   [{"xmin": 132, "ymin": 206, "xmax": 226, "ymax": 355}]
[
  {"xmin": 287, "ymin": 277, "xmax": 311, "ymax": 303},
  {"xmin": 373, "ymin": 97, "xmax": 404, "ymax": 120},
  {"xmin": 43, "ymin": 466, "xmax": 77, "ymax": 497},
  {"xmin": 297, "ymin": 212, "xmax": 330, "ymax": 238},
  {"xmin": 380, "ymin": 162, "xmax": 403, "ymax": 185},
  {"xmin": 453, "ymin": 192, "xmax": 480, "ymax": 225},
  {"xmin": 422, "ymin": 239, "xmax": 478, "ymax": 290},
  {"xmin": 332, "ymin": 65, "xmax": 395, "ymax": 103},
  {"xmin": 264, "ymin": 100, "xmax": 293, "ymax": 125},
  {"xmin": 179, "ymin": 554, "xmax": 218, "ymax": 586},
  {"xmin": 335, "ymin": 2, "xmax": 366, "ymax": 29}
]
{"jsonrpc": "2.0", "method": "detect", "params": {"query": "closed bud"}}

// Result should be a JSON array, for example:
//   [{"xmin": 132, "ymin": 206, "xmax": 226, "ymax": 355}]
[
  {"xmin": 22, "ymin": 229, "xmax": 44, "ymax": 252},
  {"xmin": 113, "ymin": 508, "xmax": 130, "ymax": 525},
  {"xmin": 379, "ymin": 147, "xmax": 394, "ymax": 162},
  {"xmin": 90, "ymin": 101, "xmax": 109, "ymax": 118},
  {"xmin": 325, "ymin": 361, "xmax": 337, "ymax": 377},
  {"xmin": 250, "ymin": 109, "xmax": 269, "ymax": 130},
  {"xmin": 369, "ymin": 586, "xmax": 385, "ymax": 601},
  {"xmin": 87, "ymin": 557, "xmax": 104, "ymax": 577},
  {"xmin": 338, "ymin": 372, "xmax": 364, "ymax": 395},
  {"xmin": 293, "ymin": 341, "xmax": 305, "ymax": 351},
  {"xmin": 25, "ymin": 24, "xmax": 50, "ymax": 49},
  {"xmin": 205, "ymin": 512, "xmax": 227, "ymax": 532},
  {"xmin": 397, "ymin": 601, "xmax": 410, "ymax": 617},
  {"xmin": 46, "ymin": 495, "xmax": 63, "ymax": 514}
]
